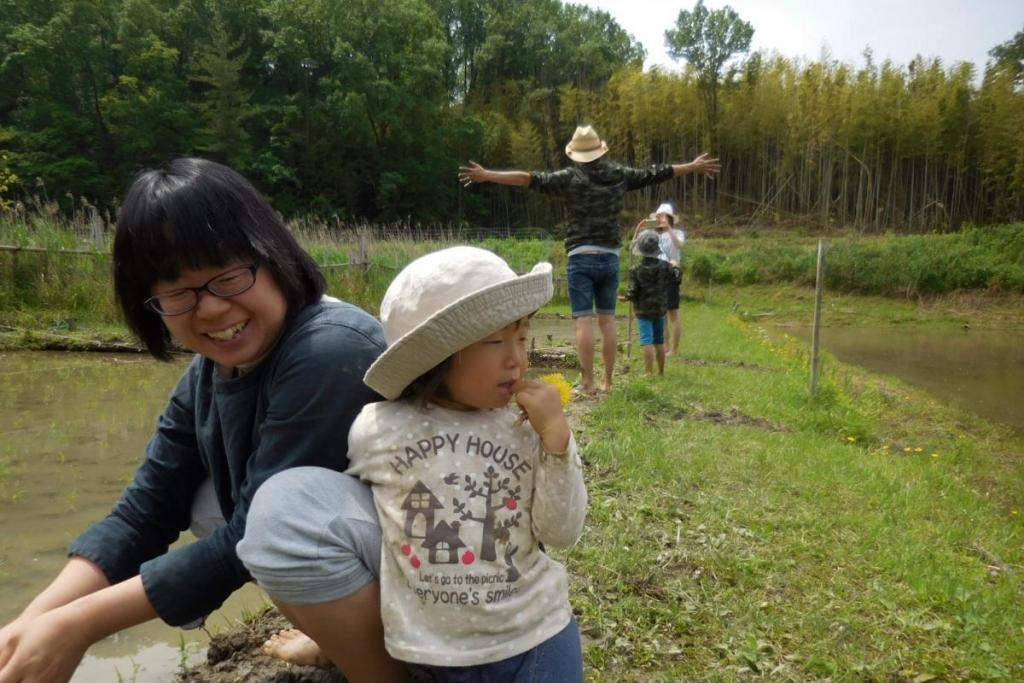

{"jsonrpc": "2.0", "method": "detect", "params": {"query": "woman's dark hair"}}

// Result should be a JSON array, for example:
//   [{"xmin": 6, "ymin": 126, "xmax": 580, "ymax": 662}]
[{"xmin": 114, "ymin": 158, "xmax": 325, "ymax": 360}]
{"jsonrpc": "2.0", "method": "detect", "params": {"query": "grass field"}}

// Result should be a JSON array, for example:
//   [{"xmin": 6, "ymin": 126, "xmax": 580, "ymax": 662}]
[
  {"xmin": 2, "ymin": 214, "xmax": 1022, "ymax": 680},
  {"xmin": 561, "ymin": 300, "xmax": 1023, "ymax": 681},
  {"xmin": 1, "ymin": 217, "xmax": 1022, "ymax": 337}
]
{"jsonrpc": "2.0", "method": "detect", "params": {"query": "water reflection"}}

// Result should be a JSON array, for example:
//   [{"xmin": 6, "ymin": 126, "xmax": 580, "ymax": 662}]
[
  {"xmin": 0, "ymin": 352, "xmax": 268, "ymax": 683},
  {"xmin": 770, "ymin": 326, "xmax": 1024, "ymax": 431}
]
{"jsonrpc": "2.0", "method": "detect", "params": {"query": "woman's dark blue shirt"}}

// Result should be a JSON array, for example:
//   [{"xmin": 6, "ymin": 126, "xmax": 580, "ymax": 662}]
[{"xmin": 69, "ymin": 299, "xmax": 386, "ymax": 626}]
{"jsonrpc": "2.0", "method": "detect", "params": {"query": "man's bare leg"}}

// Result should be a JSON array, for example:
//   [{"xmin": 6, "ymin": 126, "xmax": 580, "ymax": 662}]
[
  {"xmin": 656, "ymin": 344, "xmax": 666, "ymax": 375},
  {"xmin": 642, "ymin": 345, "xmax": 654, "ymax": 375},
  {"xmin": 266, "ymin": 582, "xmax": 407, "ymax": 683},
  {"xmin": 666, "ymin": 309, "xmax": 681, "ymax": 355},
  {"xmin": 597, "ymin": 313, "xmax": 617, "ymax": 391},
  {"xmin": 574, "ymin": 315, "xmax": 597, "ymax": 393}
]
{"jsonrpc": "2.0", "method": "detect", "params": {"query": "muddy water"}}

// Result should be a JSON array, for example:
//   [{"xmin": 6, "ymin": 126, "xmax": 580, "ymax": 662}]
[
  {"xmin": 0, "ymin": 352, "xmax": 267, "ymax": 682},
  {"xmin": 771, "ymin": 325, "xmax": 1024, "ymax": 431}
]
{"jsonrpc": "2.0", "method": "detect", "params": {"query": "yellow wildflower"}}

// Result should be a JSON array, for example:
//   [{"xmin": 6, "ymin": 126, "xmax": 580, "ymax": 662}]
[
  {"xmin": 540, "ymin": 373, "xmax": 572, "ymax": 406},
  {"xmin": 1011, "ymin": 509, "xmax": 1020, "ymax": 516},
  {"xmin": 846, "ymin": 436, "xmax": 856, "ymax": 443},
  {"xmin": 931, "ymin": 453, "xmax": 940, "ymax": 459},
  {"xmin": 904, "ymin": 447, "xmax": 912, "ymax": 453},
  {"xmin": 914, "ymin": 447, "xmax": 923, "ymax": 453}
]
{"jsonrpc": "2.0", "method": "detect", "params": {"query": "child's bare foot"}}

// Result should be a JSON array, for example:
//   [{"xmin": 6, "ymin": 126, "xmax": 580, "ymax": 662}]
[{"xmin": 262, "ymin": 629, "xmax": 329, "ymax": 666}]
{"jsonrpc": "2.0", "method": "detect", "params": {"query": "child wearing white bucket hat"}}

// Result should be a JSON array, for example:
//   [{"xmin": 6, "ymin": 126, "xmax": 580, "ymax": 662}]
[{"xmin": 346, "ymin": 246, "xmax": 587, "ymax": 681}]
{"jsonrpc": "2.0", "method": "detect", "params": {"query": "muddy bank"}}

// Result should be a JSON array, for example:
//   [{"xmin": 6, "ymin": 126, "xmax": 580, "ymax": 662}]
[
  {"xmin": 178, "ymin": 608, "xmax": 345, "ymax": 683},
  {"xmin": 179, "ymin": 607, "xmax": 443, "ymax": 683}
]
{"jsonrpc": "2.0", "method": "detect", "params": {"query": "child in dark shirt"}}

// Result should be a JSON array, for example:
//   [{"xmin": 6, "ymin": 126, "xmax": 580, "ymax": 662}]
[{"xmin": 621, "ymin": 230, "xmax": 679, "ymax": 376}]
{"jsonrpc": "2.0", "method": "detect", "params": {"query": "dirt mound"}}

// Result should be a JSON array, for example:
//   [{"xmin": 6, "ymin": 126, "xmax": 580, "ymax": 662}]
[{"xmin": 178, "ymin": 607, "xmax": 345, "ymax": 683}]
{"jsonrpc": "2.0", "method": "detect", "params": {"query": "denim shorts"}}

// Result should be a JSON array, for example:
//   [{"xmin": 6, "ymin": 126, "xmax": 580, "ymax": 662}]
[
  {"xmin": 417, "ymin": 615, "xmax": 583, "ymax": 682},
  {"xmin": 637, "ymin": 316, "xmax": 665, "ymax": 346},
  {"xmin": 567, "ymin": 253, "xmax": 619, "ymax": 317}
]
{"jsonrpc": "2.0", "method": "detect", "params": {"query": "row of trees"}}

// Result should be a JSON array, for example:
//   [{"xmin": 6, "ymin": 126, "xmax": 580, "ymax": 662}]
[{"xmin": 1, "ymin": 0, "xmax": 1022, "ymax": 231}]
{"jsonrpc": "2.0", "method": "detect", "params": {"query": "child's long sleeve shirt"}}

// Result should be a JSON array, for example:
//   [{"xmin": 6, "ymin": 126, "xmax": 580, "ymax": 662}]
[{"xmin": 346, "ymin": 401, "xmax": 587, "ymax": 666}]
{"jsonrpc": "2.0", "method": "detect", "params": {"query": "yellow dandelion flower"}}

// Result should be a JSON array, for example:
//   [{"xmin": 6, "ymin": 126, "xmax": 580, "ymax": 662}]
[
  {"xmin": 540, "ymin": 373, "xmax": 572, "ymax": 406},
  {"xmin": 903, "ymin": 447, "xmax": 912, "ymax": 453},
  {"xmin": 846, "ymin": 436, "xmax": 856, "ymax": 443},
  {"xmin": 1011, "ymin": 509, "xmax": 1020, "ymax": 516},
  {"xmin": 914, "ymin": 447, "xmax": 923, "ymax": 453},
  {"xmin": 931, "ymin": 452, "xmax": 940, "ymax": 458}
]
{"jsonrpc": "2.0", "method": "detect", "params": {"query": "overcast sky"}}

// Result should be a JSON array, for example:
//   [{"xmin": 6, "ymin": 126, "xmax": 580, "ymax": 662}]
[{"xmin": 578, "ymin": 0, "xmax": 1024, "ymax": 75}]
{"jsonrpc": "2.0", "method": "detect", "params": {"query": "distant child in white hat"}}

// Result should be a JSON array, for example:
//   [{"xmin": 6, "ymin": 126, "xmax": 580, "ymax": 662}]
[{"xmin": 347, "ymin": 246, "xmax": 587, "ymax": 681}]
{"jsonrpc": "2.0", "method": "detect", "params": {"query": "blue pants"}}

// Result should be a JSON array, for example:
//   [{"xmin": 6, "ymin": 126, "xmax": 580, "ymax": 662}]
[
  {"xmin": 417, "ymin": 616, "xmax": 583, "ymax": 683},
  {"xmin": 567, "ymin": 253, "xmax": 619, "ymax": 317}
]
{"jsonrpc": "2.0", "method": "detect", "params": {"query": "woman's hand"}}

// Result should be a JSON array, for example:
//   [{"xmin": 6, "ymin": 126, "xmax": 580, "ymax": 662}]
[
  {"xmin": 512, "ymin": 379, "xmax": 570, "ymax": 455},
  {"xmin": 0, "ymin": 610, "xmax": 89, "ymax": 683}
]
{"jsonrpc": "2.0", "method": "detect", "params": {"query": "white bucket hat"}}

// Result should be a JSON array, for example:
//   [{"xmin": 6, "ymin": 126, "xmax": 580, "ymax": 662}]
[
  {"xmin": 564, "ymin": 125, "xmax": 609, "ymax": 163},
  {"xmin": 655, "ymin": 202, "xmax": 676, "ymax": 220},
  {"xmin": 364, "ymin": 247, "xmax": 553, "ymax": 400}
]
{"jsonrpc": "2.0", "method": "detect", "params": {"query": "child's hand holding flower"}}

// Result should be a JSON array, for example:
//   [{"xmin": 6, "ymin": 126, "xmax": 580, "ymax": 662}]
[{"xmin": 512, "ymin": 379, "xmax": 571, "ymax": 456}]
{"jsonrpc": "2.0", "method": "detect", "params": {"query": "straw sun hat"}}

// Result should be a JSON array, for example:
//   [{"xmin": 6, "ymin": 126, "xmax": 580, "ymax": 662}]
[
  {"xmin": 364, "ymin": 247, "xmax": 553, "ymax": 400},
  {"xmin": 564, "ymin": 125, "xmax": 609, "ymax": 163}
]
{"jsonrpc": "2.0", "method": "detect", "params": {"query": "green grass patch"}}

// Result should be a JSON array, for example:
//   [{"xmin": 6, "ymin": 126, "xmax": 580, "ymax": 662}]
[
  {"xmin": 559, "ymin": 301, "xmax": 1024, "ymax": 681},
  {"xmin": 694, "ymin": 283, "xmax": 1024, "ymax": 330},
  {"xmin": 3, "ymin": 215, "xmax": 1023, "ymax": 331},
  {"xmin": 687, "ymin": 223, "xmax": 1024, "ymax": 297}
]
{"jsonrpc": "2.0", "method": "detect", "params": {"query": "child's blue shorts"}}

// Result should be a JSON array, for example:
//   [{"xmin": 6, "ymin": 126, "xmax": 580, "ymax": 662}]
[{"xmin": 637, "ymin": 316, "xmax": 665, "ymax": 346}]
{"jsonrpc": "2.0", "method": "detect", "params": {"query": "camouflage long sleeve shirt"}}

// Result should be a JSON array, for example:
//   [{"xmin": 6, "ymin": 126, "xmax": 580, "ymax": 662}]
[
  {"xmin": 529, "ymin": 158, "xmax": 674, "ymax": 253},
  {"xmin": 624, "ymin": 257, "xmax": 679, "ymax": 318}
]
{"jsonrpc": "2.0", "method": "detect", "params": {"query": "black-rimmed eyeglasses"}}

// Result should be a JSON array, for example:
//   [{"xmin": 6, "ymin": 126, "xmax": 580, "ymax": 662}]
[{"xmin": 144, "ymin": 263, "xmax": 260, "ymax": 316}]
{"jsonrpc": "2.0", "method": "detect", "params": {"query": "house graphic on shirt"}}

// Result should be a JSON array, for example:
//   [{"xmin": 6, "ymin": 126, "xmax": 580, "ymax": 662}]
[
  {"xmin": 422, "ymin": 520, "xmax": 466, "ymax": 564},
  {"xmin": 402, "ymin": 481, "xmax": 444, "ymax": 538}
]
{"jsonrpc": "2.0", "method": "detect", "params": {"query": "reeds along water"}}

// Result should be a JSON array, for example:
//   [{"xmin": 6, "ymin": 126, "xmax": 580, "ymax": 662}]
[
  {"xmin": 0, "ymin": 209, "xmax": 574, "ymax": 323},
  {"xmin": 4, "ymin": 204, "xmax": 1022, "ymax": 325}
]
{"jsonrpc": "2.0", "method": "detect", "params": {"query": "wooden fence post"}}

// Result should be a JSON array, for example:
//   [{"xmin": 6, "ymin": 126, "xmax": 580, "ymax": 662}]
[{"xmin": 809, "ymin": 239, "xmax": 827, "ymax": 396}]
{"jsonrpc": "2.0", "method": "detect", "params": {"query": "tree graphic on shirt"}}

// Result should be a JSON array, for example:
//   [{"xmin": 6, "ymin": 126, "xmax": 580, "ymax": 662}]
[{"xmin": 444, "ymin": 466, "xmax": 522, "ymax": 562}]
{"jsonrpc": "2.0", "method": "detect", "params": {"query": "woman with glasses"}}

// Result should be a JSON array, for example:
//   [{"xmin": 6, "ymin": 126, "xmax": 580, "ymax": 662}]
[{"xmin": 0, "ymin": 158, "xmax": 407, "ymax": 683}]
